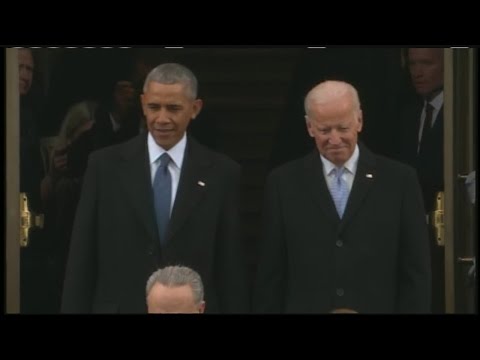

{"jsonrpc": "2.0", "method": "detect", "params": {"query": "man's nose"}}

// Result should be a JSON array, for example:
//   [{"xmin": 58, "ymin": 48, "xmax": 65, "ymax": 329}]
[
  {"xmin": 412, "ymin": 71, "xmax": 423, "ymax": 79},
  {"xmin": 411, "ymin": 66, "xmax": 424, "ymax": 78},
  {"xmin": 329, "ymin": 131, "xmax": 342, "ymax": 144},
  {"xmin": 154, "ymin": 109, "xmax": 171, "ymax": 123}
]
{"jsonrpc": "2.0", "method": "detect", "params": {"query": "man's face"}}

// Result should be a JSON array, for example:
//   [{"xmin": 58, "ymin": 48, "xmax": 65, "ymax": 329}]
[
  {"xmin": 147, "ymin": 283, "xmax": 205, "ymax": 313},
  {"xmin": 113, "ymin": 81, "xmax": 136, "ymax": 113},
  {"xmin": 18, "ymin": 49, "xmax": 34, "ymax": 96},
  {"xmin": 408, "ymin": 48, "xmax": 444, "ymax": 99},
  {"xmin": 306, "ymin": 94, "xmax": 362, "ymax": 167},
  {"xmin": 141, "ymin": 82, "xmax": 202, "ymax": 150}
]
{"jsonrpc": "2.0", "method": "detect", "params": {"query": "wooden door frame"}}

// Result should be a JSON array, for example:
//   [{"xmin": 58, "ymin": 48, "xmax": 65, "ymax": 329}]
[
  {"xmin": 444, "ymin": 48, "xmax": 477, "ymax": 313},
  {"xmin": 6, "ymin": 48, "xmax": 20, "ymax": 313}
]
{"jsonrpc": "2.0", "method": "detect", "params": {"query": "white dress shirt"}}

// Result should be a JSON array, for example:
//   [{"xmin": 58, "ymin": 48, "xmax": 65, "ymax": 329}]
[
  {"xmin": 417, "ymin": 91, "xmax": 444, "ymax": 153},
  {"xmin": 148, "ymin": 132, "xmax": 186, "ymax": 213},
  {"xmin": 320, "ymin": 144, "xmax": 360, "ymax": 193}
]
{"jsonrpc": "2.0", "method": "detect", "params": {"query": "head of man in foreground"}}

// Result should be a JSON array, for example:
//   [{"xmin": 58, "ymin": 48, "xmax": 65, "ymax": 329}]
[{"xmin": 146, "ymin": 265, "xmax": 205, "ymax": 314}]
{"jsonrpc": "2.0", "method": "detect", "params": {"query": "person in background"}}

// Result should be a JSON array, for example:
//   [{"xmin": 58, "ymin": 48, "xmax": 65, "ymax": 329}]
[
  {"xmin": 254, "ymin": 80, "xmax": 431, "ymax": 313},
  {"xmin": 91, "ymin": 78, "xmax": 142, "ymax": 150},
  {"xmin": 41, "ymin": 100, "xmax": 98, "ymax": 311},
  {"xmin": 146, "ymin": 265, "xmax": 205, "ymax": 313},
  {"xmin": 18, "ymin": 48, "xmax": 54, "ymax": 313},
  {"xmin": 396, "ymin": 48, "xmax": 445, "ymax": 313},
  {"xmin": 19, "ymin": 48, "xmax": 44, "ymax": 211}
]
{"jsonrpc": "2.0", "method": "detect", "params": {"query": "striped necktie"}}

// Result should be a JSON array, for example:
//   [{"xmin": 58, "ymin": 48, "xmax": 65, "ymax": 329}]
[{"xmin": 330, "ymin": 167, "xmax": 349, "ymax": 218}]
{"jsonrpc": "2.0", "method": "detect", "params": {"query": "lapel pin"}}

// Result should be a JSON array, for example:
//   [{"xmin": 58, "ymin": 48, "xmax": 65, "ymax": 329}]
[
  {"xmin": 366, "ymin": 173, "xmax": 373, "ymax": 179},
  {"xmin": 197, "ymin": 181, "xmax": 206, "ymax": 187}
]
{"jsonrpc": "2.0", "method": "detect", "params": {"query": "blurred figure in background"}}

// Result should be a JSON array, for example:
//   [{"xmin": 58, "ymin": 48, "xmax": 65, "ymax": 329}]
[
  {"xmin": 19, "ymin": 48, "xmax": 44, "ymax": 210},
  {"xmin": 19, "ymin": 48, "xmax": 54, "ymax": 313},
  {"xmin": 41, "ymin": 100, "xmax": 98, "ymax": 311},
  {"xmin": 396, "ymin": 48, "xmax": 445, "ymax": 313},
  {"xmin": 91, "ymin": 78, "xmax": 142, "ymax": 150}
]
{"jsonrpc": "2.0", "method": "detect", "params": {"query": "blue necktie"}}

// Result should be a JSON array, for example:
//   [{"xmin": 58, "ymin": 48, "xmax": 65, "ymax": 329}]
[
  {"xmin": 330, "ymin": 167, "xmax": 349, "ymax": 218},
  {"xmin": 153, "ymin": 153, "xmax": 172, "ymax": 245}
]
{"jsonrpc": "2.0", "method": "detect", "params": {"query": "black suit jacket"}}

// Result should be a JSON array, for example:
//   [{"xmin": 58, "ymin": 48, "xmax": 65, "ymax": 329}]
[
  {"xmin": 91, "ymin": 106, "xmax": 141, "ymax": 151},
  {"xmin": 397, "ymin": 99, "xmax": 444, "ymax": 213},
  {"xmin": 253, "ymin": 144, "xmax": 431, "ymax": 313},
  {"xmin": 61, "ymin": 134, "xmax": 248, "ymax": 313}
]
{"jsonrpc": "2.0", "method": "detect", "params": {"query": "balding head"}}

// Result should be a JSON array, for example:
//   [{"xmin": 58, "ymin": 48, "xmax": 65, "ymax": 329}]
[
  {"xmin": 304, "ymin": 80, "xmax": 363, "ymax": 167},
  {"xmin": 304, "ymin": 80, "xmax": 361, "ymax": 118}
]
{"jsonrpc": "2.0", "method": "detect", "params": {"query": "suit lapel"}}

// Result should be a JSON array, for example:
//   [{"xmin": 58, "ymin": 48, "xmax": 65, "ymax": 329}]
[
  {"xmin": 303, "ymin": 151, "xmax": 339, "ymax": 224},
  {"xmin": 167, "ymin": 137, "xmax": 210, "ymax": 242},
  {"xmin": 419, "ymin": 104, "xmax": 443, "ymax": 152},
  {"xmin": 339, "ymin": 144, "xmax": 376, "ymax": 231},
  {"xmin": 400, "ymin": 100, "xmax": 423, "ymax": 165},
  {"xmin": 120, "ymin": 134, "xmax": 159, "ymax": 245}
]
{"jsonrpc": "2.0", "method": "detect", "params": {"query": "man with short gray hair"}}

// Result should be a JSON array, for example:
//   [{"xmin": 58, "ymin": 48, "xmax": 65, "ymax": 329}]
[
  {"xmin": 62, "ymin": 63, "xmax": 248, "ymax": 313},
  {"xmin": 146, "ymin": 265, "xmax": 205, "ymax": 313}
]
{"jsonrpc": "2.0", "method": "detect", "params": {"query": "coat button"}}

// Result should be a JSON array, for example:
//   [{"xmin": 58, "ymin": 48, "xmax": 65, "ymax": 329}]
[
  {"xmin": 336, "ymin": 288, "xmax": 344, "ymax": 297},
  {"xmin": 336, "ymin": 239, "xmax": 343, "ymax": 247}
]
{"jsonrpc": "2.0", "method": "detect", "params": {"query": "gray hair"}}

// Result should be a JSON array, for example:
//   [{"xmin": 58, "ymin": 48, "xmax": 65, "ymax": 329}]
[
  {"xmin": 304, "ymin": 80, "xmax": 361, "ymax": 117},
  {"xmin": 143, "ymin": 63, "xmax": 198, "ymax": 100},
  {"xmin": 146, "ymin": 265, "xmax": 204, "ymax": 305}
]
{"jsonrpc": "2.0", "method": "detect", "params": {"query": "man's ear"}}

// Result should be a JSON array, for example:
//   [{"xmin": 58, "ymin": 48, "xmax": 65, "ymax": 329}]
[
  {"xmin": 305, "ymin": 115, "xmax": 315, "ymax": 138},
  {"xmin": 198, "ymin": 301, "xmax": 206, "ymax": 313},
  {"xmin": 356, "ymin": 110, "xmax": 363, "ymax": 133},
  {"xmin": 192, "ymin": 99, "xmax": 203, "ymax": 119}
]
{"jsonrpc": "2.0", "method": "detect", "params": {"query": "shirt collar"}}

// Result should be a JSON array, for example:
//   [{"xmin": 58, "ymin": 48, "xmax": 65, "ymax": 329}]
[
  {"xmin": 109, "ymin": 112, "xmax": 121, "ymax": 132},
  {"xmin": 428, "ymin": 90, "xmax": 444, "ymax": 111},
  {"xmin": 321, "ymin": 144, "xmax": 360, "ymax": 176},
  {"xmin": 148, "ymin": 132, "xmax": 186, "ymax": 169}
]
